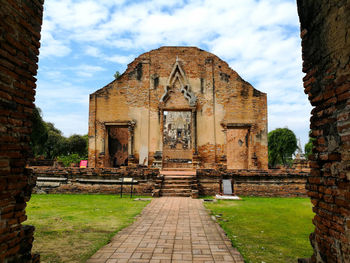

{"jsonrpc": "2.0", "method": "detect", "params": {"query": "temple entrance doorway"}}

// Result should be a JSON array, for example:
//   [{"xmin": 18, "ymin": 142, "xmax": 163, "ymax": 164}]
[
  {"xmin": 107, "ymin": 126, "xmax": 128, "ymax": 167},
  {"xmin": 162, "ymin": 110, "xmax": 192, "ymax": 168},
  {"xmin": 227, "ymin": 127, "xmax": 249, "ymax": 169}
]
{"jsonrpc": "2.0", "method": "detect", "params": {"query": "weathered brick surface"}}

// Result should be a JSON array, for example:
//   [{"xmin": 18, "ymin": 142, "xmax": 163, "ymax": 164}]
[
  {"xmin": 297, "ymin": 1, "xmax": 350, "ymax": 262},
  {"xmin": 31, "ymin": 167, "xmax": 159, "ymax": 195},
  {"xmin": 0, "ymin": 0, "xmax": 43, "ymax": 261},
  {"xmin": 197, "ymin": 169, "xmax": 308, "ymax": 197},
  {"xmin": 88, "ymin": 47, "xmax": 268, "ymax": 170}
]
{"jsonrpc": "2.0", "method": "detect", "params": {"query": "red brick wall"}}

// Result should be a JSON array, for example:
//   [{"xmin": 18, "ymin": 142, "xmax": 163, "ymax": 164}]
[
  {"xmin": 31, "ymin": 167, "xmax": 159, "ymax": 195},
  {"xmin": 197, "ymin": 169, "xmax": 308, "ymax": 197},
  {"xmin": 31, "ymin": 167, "xmax": 308, "ymax": 197},
  {"xmin": 297, "ymin": 0, "xmax": 350, "ymax": 261},
  {"xmin": 0, "ymin": 0, "xmax": 43, "ymax": 261}
]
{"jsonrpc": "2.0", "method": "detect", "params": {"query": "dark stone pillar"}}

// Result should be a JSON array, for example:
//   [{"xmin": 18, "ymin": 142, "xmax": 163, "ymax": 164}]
[
  {"xmin": 192, "ymin": 109, "xmax": 198, "ymax": 155},
  {"xmin": 128, "ymin": 121, "xmax": 136, "ymax": 164}
]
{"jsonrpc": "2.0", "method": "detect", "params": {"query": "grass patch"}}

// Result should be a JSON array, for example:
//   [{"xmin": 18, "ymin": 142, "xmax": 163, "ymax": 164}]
[
  {"xmin": 204, "ymin": 197, "xmax": 314, "ymax": 263},
  {"xmin": 26, "ymin": 194, "xmax": 150, "ymax": 263}
]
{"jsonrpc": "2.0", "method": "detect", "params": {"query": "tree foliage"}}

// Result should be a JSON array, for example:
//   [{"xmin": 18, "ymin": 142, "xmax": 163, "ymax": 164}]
[
  {"xmin": 304, "ymin": 132, "xmax": 315, "ymax": 159},
  {"xmin": 30, "ymin": 107, "xmax": 88, "ymax": 163},
  {"xmin": 67, "ymin": 134, "xmax": 87, "ymax": 157},
  {"xmin": 30, "ymin": 107, "xmax": 48, "ymax": 156},
  {"xmin": 114, "ymin": 71, "xmax": 121, "ymax": 79},
  {"xmin": 268, "ymin": 128, "xmax": 298, "ymax": 167},
  {"xmin": 44, "ymin": 123, "xmax": 66, "ymax": 159},
  {"xmin": 57, "ymin": 153, "xmax": 85, "ymax": 167}
]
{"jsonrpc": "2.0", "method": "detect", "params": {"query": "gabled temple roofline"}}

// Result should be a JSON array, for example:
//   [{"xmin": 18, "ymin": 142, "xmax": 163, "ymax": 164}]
[{"xmin": 90, "ymin": 46, "xmax": 267, "ymax": 97}]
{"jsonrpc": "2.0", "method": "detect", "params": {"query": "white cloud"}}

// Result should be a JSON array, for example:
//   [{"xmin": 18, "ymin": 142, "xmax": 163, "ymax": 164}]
[
  {"xmin": 39, "ymin": 28, "xmax": 71, "ymax": 58},
  {"xmin": 44, "ymin": 113, "xmax": 88, "ymax": 137},
  {"xmin": 73, "ymin": 64, "xmax": 106, "ymax": 77},
  {"xmin": 85, "ymin": 46, "xmax": 102, "ymax": 57},
  {"xmin": 36, "ymin": 80, "xmax": 89, "ymax": 106},
  {"xmin": 106, "ymin": 54, "xmax": 135, "ymax": 64},
  {"xmin": 44, "ymin": 0, "xmax": 108, "ymax": 30},
  {"xmin": 84, "ymin": 45, "xmax": 133, "ymax": 65}
]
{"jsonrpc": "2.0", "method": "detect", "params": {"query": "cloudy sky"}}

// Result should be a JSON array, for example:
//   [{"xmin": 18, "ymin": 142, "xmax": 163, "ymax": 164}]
[{"xmin": 36, "ymin": 0, "xmax": 312, "ymax": 148}]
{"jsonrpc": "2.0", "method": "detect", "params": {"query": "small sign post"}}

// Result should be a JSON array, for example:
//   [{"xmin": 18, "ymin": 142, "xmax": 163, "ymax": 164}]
[
  {"xmin": 79, "ymin": 160, "xmax": 88, "ymax": 168},
  {"xmin": 222, "ymin": 179, "xmax": 233, "ymax": 195},
  {"xmin": 120, "ymin": 178, "xmax": 137, "ymax": 198}
]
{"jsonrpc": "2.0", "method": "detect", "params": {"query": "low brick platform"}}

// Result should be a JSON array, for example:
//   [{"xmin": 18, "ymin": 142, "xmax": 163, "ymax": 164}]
[
  {"xmin": 31, "ymin": 167, "xmax": 308, "ymax": 197},
  {"xmin": 87, "ymin": 197, "xmax": 243, "ymax": 263}
]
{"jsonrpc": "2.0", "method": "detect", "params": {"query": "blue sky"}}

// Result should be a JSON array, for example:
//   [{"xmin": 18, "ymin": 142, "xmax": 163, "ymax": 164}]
[{"xmin": 36, "ymin": 0, "xmax": 312, "ymax": 148}]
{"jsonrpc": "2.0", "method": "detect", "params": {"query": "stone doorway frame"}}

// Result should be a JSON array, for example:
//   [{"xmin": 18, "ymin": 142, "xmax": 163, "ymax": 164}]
[
  {"xmin": 159, "ymin": 106, "xmax": 198, "ymax": 168},
  {"xmin": 104, "ymin": 120, "xmax": 136, "ymax": 166}
]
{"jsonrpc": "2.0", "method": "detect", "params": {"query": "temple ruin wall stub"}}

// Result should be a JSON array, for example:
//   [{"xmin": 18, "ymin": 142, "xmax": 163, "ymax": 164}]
[
  {"xmin": 298, "ymin": 0, "xmax": 350, "ymax": 262},
  {"xmin": 0, "ymin": 0, "xmax": 43, "ymax": 262}
]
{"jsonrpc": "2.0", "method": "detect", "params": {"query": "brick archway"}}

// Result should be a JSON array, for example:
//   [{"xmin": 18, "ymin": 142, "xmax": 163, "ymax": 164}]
[{"xmin": 0, "ymin": 0, "xmax": 348, "ymax": 262}]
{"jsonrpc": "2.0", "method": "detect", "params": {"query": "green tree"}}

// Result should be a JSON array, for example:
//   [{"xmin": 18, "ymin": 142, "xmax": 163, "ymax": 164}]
[
  {"xmin": 30, "ymin": 107, "xmax": 48, "ymax": 156},
  {"xmin": 57, "ymin": 153, "xmax": 84, "ymax": 167},
  {"xmin": 83, "ymin": 134, "xmax": 88, "ymax": 156},
  {"xmin": 114, "ymin": 71, "xmax": 121, "ymax": 79},
  {"xmin": 67, "ymin": 134, "xmax": 88, "ymax": 157},
  {"xmin": 29, "ymin": 107, "xmax": 88, "ymax": 161},
  {"xmin": 43, "ymin": 123, "xmax": 68, "ymax": 159},
  {"xmin": 268, "ymin": 128, "xmax": 298, "ymax": 167},
  {"xmin": 304, "ymin": 132, "xmax": 315, "ymax": 159}
]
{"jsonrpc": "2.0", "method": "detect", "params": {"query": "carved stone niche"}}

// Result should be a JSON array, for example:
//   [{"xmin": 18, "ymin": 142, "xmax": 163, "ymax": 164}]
[{"xmin": 160, "ymin": 57, "xmax": 197, "ymax": 107}]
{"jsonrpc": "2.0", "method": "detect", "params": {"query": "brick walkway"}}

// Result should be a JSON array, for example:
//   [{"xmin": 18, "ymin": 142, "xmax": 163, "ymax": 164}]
[{"xmin": 87, "ymin": 197, "xmax": 244, "ymax": 263}]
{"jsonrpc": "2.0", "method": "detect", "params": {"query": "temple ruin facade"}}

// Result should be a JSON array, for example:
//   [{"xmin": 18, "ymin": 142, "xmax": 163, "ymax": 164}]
[{"xmin": 88, "ymin": 47, "xmax": 268, "ymax": 170}]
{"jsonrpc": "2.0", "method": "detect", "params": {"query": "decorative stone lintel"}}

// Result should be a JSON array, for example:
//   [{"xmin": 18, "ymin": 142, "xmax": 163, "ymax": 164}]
[{"xmin": 220, "ymin": 121, "xmax": 252, "ymax": 129}]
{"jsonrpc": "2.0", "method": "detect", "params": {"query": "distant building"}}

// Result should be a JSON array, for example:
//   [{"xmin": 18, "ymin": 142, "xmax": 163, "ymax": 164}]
[{"xmin": 88, "ymin": 47, "xmax": 268, "ymax": 169}]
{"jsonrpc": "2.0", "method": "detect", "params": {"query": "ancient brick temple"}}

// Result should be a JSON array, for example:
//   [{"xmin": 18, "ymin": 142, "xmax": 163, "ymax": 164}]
[
  {"xmin": 88, "ymin": 47, "xmax": 268, "ymax": 170},
  {"xmin": 1, "ymin": 0, "xmax": 349, "ymax": 262}
]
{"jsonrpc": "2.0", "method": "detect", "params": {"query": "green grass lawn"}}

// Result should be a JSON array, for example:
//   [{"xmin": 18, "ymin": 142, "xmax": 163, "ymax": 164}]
[
  {"xmin": 26, "ymin": 194, "xmax": 150, "ymax": 263},
  {"xmin": 204, "ymin": 197, "xmax": 314, "ymax": 263}
]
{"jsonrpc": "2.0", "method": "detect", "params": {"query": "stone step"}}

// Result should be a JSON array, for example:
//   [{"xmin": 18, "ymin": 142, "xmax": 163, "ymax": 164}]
[
  {"xmin": 161, "ymin": 168, "xmax": 195, "ymax": 171},
  {"xmin": 163, "ymin": 175, "xmax": 194, "ymax": 179},
  {"xmin": 161, "ymin": 170, "xmax": 196, "ymax": 176},
  {"xmin": 163, "ymin": 182, "xmax": 193, "ymax": 187},
  {"xmin": 161, "ymin": 188, "xmax": 192, "ymax": 193},
  {"xmin": 161, "ymin": 192, "xmax": 191, "ymax": 197},
  {"xmin": 159, "ymin": 169, "xmax": 198, "ymax": 198},
  {"xmin": 162, "ymin": 184, "xmax": 192, "ymax": 189},
  {"xmin": 163, "ymin": 179, "xmax": 193, "ymax": 184}
]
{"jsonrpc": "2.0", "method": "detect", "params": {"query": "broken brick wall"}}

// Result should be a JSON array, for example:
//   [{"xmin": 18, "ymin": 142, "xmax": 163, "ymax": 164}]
[
  {"xmin": 31, "ymin": 167, "xmax": 159, "ymax": 195},
  {"xmin": 0, "ymin": 0, "xmax": 43, "ymax": 262},
  {"xmin": 197, "ymin": 169, "xmax": 308, "ymax": 197},
  {"xmin": 297, "ymin": 0, "xmax": 350, "ymax": 262}
]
